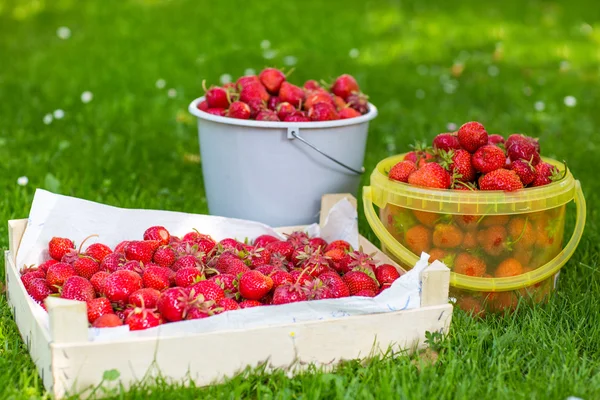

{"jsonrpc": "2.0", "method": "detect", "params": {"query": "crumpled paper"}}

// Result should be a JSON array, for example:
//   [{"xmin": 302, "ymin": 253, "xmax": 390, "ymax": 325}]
[{"xmin": 16, "ymin": 189, "xmax": 431, "ymax": 342}]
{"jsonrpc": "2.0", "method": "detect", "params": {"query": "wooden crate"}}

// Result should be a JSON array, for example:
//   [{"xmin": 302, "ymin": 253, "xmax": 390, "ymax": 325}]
[{"xmin": 4, "ymin": 194, "xmax": 452, "ymax": 398}]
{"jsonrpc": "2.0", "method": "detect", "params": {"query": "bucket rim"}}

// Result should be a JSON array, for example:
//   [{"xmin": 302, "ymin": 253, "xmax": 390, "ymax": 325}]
[{"xmin": 188, "ymin": 96, "xmax": 378, "ymax": 128}]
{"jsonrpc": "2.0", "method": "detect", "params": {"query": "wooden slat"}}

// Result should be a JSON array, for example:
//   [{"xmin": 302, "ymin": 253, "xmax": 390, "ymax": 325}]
[
  {"xmin": 420, "ymin": 260, "xmax": 451, "ymax": 307},
  {"xmin": 8, "ymin": 219, "xmax": 28, "ymax": 264}
]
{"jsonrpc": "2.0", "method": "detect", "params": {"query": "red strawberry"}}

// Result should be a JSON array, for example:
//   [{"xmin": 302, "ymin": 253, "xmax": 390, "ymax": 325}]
[
  {"xmin": 253, "ymin": 235, "xmax": 280, "ymax": 248},
  {"xmin": 92, "ymin": 314, "xmax": 123, "ymax": 328},
  {"xmin": 303, "ymin": 278, "xmax": 333, "ymax": 300},
  {"xmin": 325, "ymin": 240, "xmax": 352, "ymax": 253},
  {"xmin": 304, "ymin": 90, "xmax": 334, "ymax": 109},
  {"xmin": 296, "ymin": 251, "xmax": 330, "ymax": 277},
  {"xmin": 142, "ymin": 266, "xmax": 171, "ymax": 291},
  {"xmin": 308, "ymin": 237, "xmax": 328, "ymax": 251},
  {"xmin": 239, "ymin": 300, "xmax": 262, "ymax": 308},
  {"xmin": 246, "ymin": 98, "xmax": 266, "ymax": 118},
  {"xmin": 479, "ymin": 169, "xmax": 524, "ymax": 191},
  {"xmin": 114, "ymin": 241, "xmax": 129, "ymax": 254},
  {"xmin": 338, "ymin": 107, "xmax": 361, "ymax": 119},
  {"xmin": 408, "ymin": 163, "xmax": 452, "ymax": 189},
  {"xmin": 236, "ymin": 75, "xmax": 260, "ymax": 89},
  {"xmin": 186, "ymin": 308, "xmax": 212, "ymax": 320},
  {"xmin": 375, "ymin": 264, "xmax": 402, "ymax": 286},
  {"xmin": 143, "ymin": 226, "xmax": 170, "ymax": 245},
  {"xmin": 271, "ymin": 270, "xmax": 294, "ymax": 288},
  {"xmin": 206, "ymin": 108, "xmax": 226, "ymax": 116},
  {"xmin": 284, "ymin": 112, "xmax": 311, "ymax": 122},
  {"xmin": 90, "ymin": 271, "xmax": 110, "ymax": 295},
  {"xmin": 197, "ymin": 100, "xmax": 209, "ymax": 111},
  {"xmin": 205, "ymin": 86, "xmax": 230, "ymax": 109},
  {"xmin": 38, "ymin": 259, "xmax": 59, "ymax": 274},
  {"xmin": 84, "ymin": 243, "xmax": 112, "ymax": 263},
  {"xmin": 239, "ymin": 271, "xmax": 273, "ymax": 300},
  {"xmin": 215, "ymin": 297, "xmax": 240, "ymax": 313},
  {"xmin": 278, "ymin": 82, "xmax": 305, "ymax": 108},
  {"xmin": 488, "ymin": 134, "xmax": 505, "ymax": 146},
  {"xmin": 170, "ymin": 255, "xmax": 200, "ymax": 272},
  {"xmin": 276, "ymin": 102, "xmax": 296, "ymax": 120},
  {"xmin": 190, "ymin": 280, "xmax": 225, "ymax": 302},
  {"xmin": 506, "ymin": 134, "xmax": 540, "ymax": 153},
  {"xmin": 255, "ymin": 109, "xmax": 279, "ymax": 121},
  {"xmin": 531, "ymin": 162, "xmax": 561, "ymax": 187},
  {"xmin": 153, "ymin": 245, "xmax": 176, "ymax": 268},
  {"xmin": 343, "ymin": 271, "xmax": 379, "ymax": 295},
  {"xmin": 218, "ymin": 238, "xmax": 246, "ymax": 251},
  {"xmin": 240, "ymin": 81, "xmax": 270, "ymax": 103},
  {"xmin": 157, "ymin": 287, "xmax": 195, "ymax": 322},
  {"xmin": 46, "ymin": 262, "xmax": 76, "ymax": 290},
  {"xmin": 324, "ymin": 248, "xmax": 346, "ymax": 272},
  {"xmin": 254, "ymin": 264, "xmax": 279, "ymax": 276},
  {"xmin": 272, "ymin": 282, "xmax": 308, "ymax": 305},
  {"xmin": 507, "ymin": 141, "xmax": 540, "ymax": 165},
  {"xmin": 510, "ymin": 159, "xmax": 537, "ymax": 185},
  {"xmin": 304, "ymin": 80, "xmax": 320, "ymax": 90},
  {"xmin": 403, "ymin": 151, "xmax": 434, "ymax": 168},
  {"xmin": 126, "ymin": 307, "xmax": 163, "ymax": 331},
  {"xmin": 87, "ymin": 297, "xmax": 113, "ymax": 323},
  {"xmin": 73, "ymin": 256, "xmax": 100, "ymax": 280},
  {"xmin": 27, "ymin": 278, "xmax": 53, "ymax": 303},
  {"xmin": 21, "ymin": 270, "xmax": 45, "ymax": 289},
  {"xmin": 331, "ymin": 74, "xmax": 359, "ymax": 100},
  {"xmin": 346, "ymin": 92, "xmax": 369, "ymax": 114},
  {"xmin": 265, "ymin": 240, "xmax": 294, "ymax": 260},
  {"xmin": 433, "ymin": 133, "xmax": 460, "ymax": 152},
  {"xmin": 354, "ymin": 289, "xmax": 377, "ymax": 297},
  {"xmin": 448, "ymin": 149, "xmax": 476, "ymax": 182},
  {"xmin": 122, "ymin": 260, "xmax": 145, "ymax": 275},
  {"xmin": 290, "ymin": 269, "xmax": 312, "ymax": 285},
  {"xmin": 210, "ymin": 274, "xmax": 238, "ymax": 298},
  {"xmin": 220, "ymin": 256, "xmax": 250, "ymax": 276},
  {"xmin": 308, "ymin": 102, "xmax": 339, "ymax": 121},
  {"xmin": 457, "ymin": 121, "xmax": 488, "ymax": 153},
  {"xmin": 332, "ymin": 95, "xmax": 346, "ymax": 110},
  {"xmin": 48, "ymin": 237, "xmax": 75, "ymax": 261},
  {"xmin": 174, "ymin": 267, "xmax": 203, "ymax": 287},
  {"xmin": 129, "ymin": 288, "xmax": 161, "ymax": 308},
  {"xmin": 124, "ymin": 240, "xmax": 160, "ymax": 264},
  {"xmin": 389, "ymin": 160, "xmax": 417, "ymax": 183},
  {"xmin": 259, "ymin": 68, "xmax": 286, "ymax": 94},
  {"xmin": 243, "ymin": 247, "xmax": 272, "ymax": 268},
  {"xmin": 337, "ymin": 251, "xmax": 377, "ymax": 274},
  {"xmin": 61, "ymin": 276, "xmax": 95, "ymax": 302},
  {"xmin": 285, "ymin": 231, "xmax": 310, "ymax": 248},
  {"xmin": 104, "ymin": 270, "xmax": 143, "ymax": 305},
  {"xmin": 227, "ymin": 101, "xmax": 251, "ymax": 119},
  {"xmin": 268, "ymin": 96, "xmax": 280, "ymax": 110},
  {"xmin": 319, "ymin": 272, "xmax": 350, "ymax": 298},
  {"xmin": 472, "ymin": 144, "xmax": 506, "ymax": 173}
]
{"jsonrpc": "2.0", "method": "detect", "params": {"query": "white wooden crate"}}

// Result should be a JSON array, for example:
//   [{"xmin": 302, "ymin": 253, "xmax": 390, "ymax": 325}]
[{"xmin": 4, "ymin": 194, "xmax": 452, "ymax": 398}]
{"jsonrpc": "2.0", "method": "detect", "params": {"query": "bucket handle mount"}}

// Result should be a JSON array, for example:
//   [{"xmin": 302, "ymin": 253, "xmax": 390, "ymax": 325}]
[{"xmin": 287, "ymin": 127, "xmax": 364, "ymax": 175}]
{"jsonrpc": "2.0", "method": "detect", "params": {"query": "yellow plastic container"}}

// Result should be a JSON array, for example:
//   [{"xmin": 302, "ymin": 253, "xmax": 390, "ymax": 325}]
[{"xmin": 363, "ymin": 153, "xmax": 586, "ymax": 315}]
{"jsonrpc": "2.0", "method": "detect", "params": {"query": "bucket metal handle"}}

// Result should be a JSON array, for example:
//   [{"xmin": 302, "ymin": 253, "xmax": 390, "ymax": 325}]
[{"xmin": 287, "ymin": 127, "xmax": 365, "ymax": 175}]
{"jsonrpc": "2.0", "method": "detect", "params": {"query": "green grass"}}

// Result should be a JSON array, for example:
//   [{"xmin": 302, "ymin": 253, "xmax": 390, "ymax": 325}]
[{"xmin": 1, "ymin": 0, "xmax": 600, "ymax": 398}]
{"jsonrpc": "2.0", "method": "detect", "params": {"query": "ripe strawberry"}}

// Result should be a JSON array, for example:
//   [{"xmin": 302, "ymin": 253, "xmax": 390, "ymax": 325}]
[
  {"xmin": 265, "ymin": 240, "xmax": 294, "ymax": 259},
  {"xmin": 255, "ymin": 110, "xmax": 280, "ymax": 121},
  {"xmin": 354, "ymin": 289, "xmax": 377, "ymax": 297},
  {"xmin": 433, "ymin": 133, "xmax": 460, "ymax": 152},
  {"xmin": 453, "ymin": 253, "xmax": 486, "ymax": 277},
  {"xmin": 126, "ymin": 307, "xmax": 163, "ymax": 331},
  {"xmin": 197, "ymin": 100, "xmax": 209, "ymax": 111},
  {"xmin": 38, "ymin": 259, "xmax": 59, "ymax": 274},
  {"xmin": 323, "ymin": 248, "xmax": 345, "ymax": 272},
  {"xmin": 304, "ymin": 278, "xmax": 334, "ymax": 300},
  {"xmin": 247, "ymin": 98, "xmax": 267, "ymax": 118},
  {"xmin": 448, "ymin": 149, "xmax": 476, "ymax": 182},
  {"xmin": 104, "ymin": 270, "xmax": 143, "ymax": 305},
  {"xmin": 114, "ymin": 241, "xmax": 129, "ymax": 253},
  {"xmin": 210, "ymin": 273, "xmax": 238, "ymax": 298},
  {"xmin": 100, "ymin": 252, "xmax": 126, "ymax": 273},
  {"xmin": 308, "ymin": 102, "xmax": 339, "ymax": 121},
  {"xmin": 304, "ymin": 90, "xmax": 334, "ymax": 109},
  {"xmin": 87, "ymin": 297, "xmax": 113, "ymax": 323},
  {"xmin": 186, "ymin": 308, "xmax": 213, "ymax": 320},
  {"xmin": 253, "ymin": 235, "xmax": 279, "ymax": 249},
  {"xmin": 227, "ymin": 101, "xmax": 251, "ymax": 119},
  {"xmin": 272, "ymin": 282, "xmax": 308, "ymax": 305},
  {"xmin": 27, "ymin": 278, "xmax": 53, "ymax": 303},
  {"xmin": 296, "ymin": 250, "xmax": 330, "ymax": 277},
  {"xmin": 375, "ymin": 264, "xmax": 401, "ymax": 286},
  {"xmin": 308, "ymin": 237, "xmax": 328, "ymax": 251},
  {"xmin": 325, "ymin": 240, "xmax": 352, "ymax": 253},
  {"xmin": 239, "ymin": 300, "xmax": 262, "ymax": 308},
  {"xmin": 403, "ymin": 151, "xmax": 434, "ymax": 168},
  {"xmin": 339, "ymin": 107, "xmax": 361, "ymax": 119},
  {"xmin": 479, "ymin": 169, "xmax": 524, "ymax": 191},
  {"xmin": 205, "ymin": 86, "xmax": 230, "ymax": 109},
  {"xmin": 343, "ymin": 271, "xmax": 379, "ymax": 295},
  {"xmin": 433, "ymin": 224, "xmax": 464, "ymax": 249},
  {"xmin": 488, "ymin": 134, "xmax": 505, "ymax": 146},
  {"xmin": 220, "ymin": 256, "xmax": 250, "ymax": 276},
  {"xmin": 531, "ymin": 162, "xmax": 561, "ymax": 187},
  {"xmin": 48, "ymin": 237, "xmax": 75, "ymax": 261},
  {"xmin": 346, "ymin": 92, "xmax": 369, "ymax": 114},
  {"xmin": 129, "ymin": 288, "xmax": 161, "ymax": 308},
  {"xmin": 268, "ymin": 96, "xmax": 280, "ymax": 110},
  {"xmin": 46, "ymin": 262, "xmax": 76, "ymax": 290},
  {"xmin": 254, "ymin": 264, "xmax": 278, "ymax": 276},
  {"xmin": 152, "ymin": 245, "xmax": 176, "ymax": 268},
  {"xmin": 143, "ymin": 226, "xmax": 170, "ymax": 245},
  {"xmin": 84, "ymin": 243, "xmax": 112, "ymax": 263},
  {"xmin": 239, "ymin": 81, "xmax": 270, "ymax": 103},
  {"xmin": 472, "ymin": 144, "xmax": 506, "ymax": 173},
  {"xmin": 174, "ymin": 267, "xmax": 203, "ymax": 287},
  {"xmin": 285, "ymin": 231, "xmax": 310, "ymax": 248},
  {"xmin": 495, "ymin": 258, "xmax": 524, "ymax": 278},
  {"xmin": 236, "ymin": 75, "xmax": 260, "ymax": 89},
  {"xmin": 332, "ymin": 95, "xmax": 346, "ymax": 110},
  {"xmin": 73, "ymin": 256, "xmax": 100, "ymax": 280},
  {"xmin": 506, "ymin": 134, "xmax": 540, "ymax": 154},
  {"xmin": 157, "ymin": 287, "xmax": 190, "ymax": 321},
  {"xmin": 122, "ymin": 260, "xmax": 145, "ymax": 275},
  {"xmin": 337, "ymin": 250, "xmax": 377, "ymax": 274},
  {"xmin": 270, "ymin": 270, "xmax": 294, "ymax": 288},
  {"xmin": 239, "ymin": 271, "xmax": 273, "ymax": 301},
  {"xmin": 304, "ymin": 80, "xmax": 320, "ymax": 90},
  {"xmin": 142, "ymin": 266, "xmax": 171, "ymax": 291},
  {"xmin": 408, "ymin": 162, "xmax": 452, "ymax": 189},
  {"xmin": 21, "ymin": 270, "xmax": 45, "ymax": 289},
  {"xmin": 507, "ymin": 141, "xmax": 540, "ymax": 165},
  {"xmin": 206, "ymin": 108, "xmax": 226, "ymax": 116},
  {"xmin": 319, "ymin": 272, "xmax": 350, "ymax": 298},
  {"xmin": 61, "ymin": 276, "xmax": 95, "ymax": 302},
  {"xmin": 284, "ymin": 112, "xmax": 311, "ymax": 122},
  {"xmin": 215, "ymin": 297, "xmax": 240, "ymax": 313},
  {"xmin": 331, "ymin": 74, "xmax": 359, "ymax": 100},
  {"xmin": 125, "ymin": 240, "xmax": 160, "ymax": 264},
  {"xmin": 90, "ymin": 271, "xmax": 110, "ymax": 295},
  {"xmin": 242, "ymin": 247, "xmax": 272, "ymax": 268},
  {"xmin": 457, "ymin": 121, "xmax": 488, "ymax": 153},
  {"xmin": 92, "ymin": 314, "xmax": 123, "ymax": 328},
  {"xmin": 389, "ymin": 160, "xmax": 417, "ymax": 183},
  {"xmin": 259, "ymin": 68, "xmax": 286, "ymax": 94},
  {"xmin": 510, "ymin": 159, "xmax": 537, "ymax": 185},
  {"xmin": 279, "ymin": 82, "xmax": 305, "ymax": 108},
  {"xmin": 190, "ymin": 280, "xmax": 225, "ymax": 302},
  {"xmin": 274, "ymin": 102, "xmax": 295, "ymax": 120}
]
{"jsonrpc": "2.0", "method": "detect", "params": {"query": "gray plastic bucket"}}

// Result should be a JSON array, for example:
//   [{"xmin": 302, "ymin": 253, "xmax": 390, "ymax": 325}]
[{"xmin": 188, "ymin": 97, "xmax": 378, "ymax": 226}]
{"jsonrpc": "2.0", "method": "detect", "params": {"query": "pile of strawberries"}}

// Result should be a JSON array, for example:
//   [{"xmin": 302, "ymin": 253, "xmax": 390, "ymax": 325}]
[
  {"xmin": 388, "ymin": 121, "xmax": 563, "ymax": 191},
  {"xmin": 196, "ymin": 69, "xmax": 369, "ymax": 121},
  {"xmin": 20, "ymin": 227, "xmax": 403, "ymax": 331}
]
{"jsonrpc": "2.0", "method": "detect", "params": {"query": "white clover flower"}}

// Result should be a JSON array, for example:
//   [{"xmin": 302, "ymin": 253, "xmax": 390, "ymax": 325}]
[
  {"xmin": 534, "ymin": 101, "xmax": 545, "ymax": 111},
  {"xmin": 443, "ymin": 80, "xmax": 458, "ymax": 94},
  {"xmin": 219, "ymin": 74, "xmax": 232, "ymax": 84},
  {"xmin": 260, "ymin": 40, "xmax": 271, "ymax": 49},
  {"xmin": 283, "ymin": 56, "xmax": 297, "ymax": 66},
  {"xmin": 523, "ymin": 86, "xmax": 533, "ymax": 96},
  {"xmin": 488, "ymin": 65, "xmax": 499, "ymax": 77},
  {"xmin": 263, "ymin": 49, "xmax": 277, "ymax": 60},
  {"xmin": 53, "ymin": 109, "xmax": 65, "ymax": 119},
  {"xmin": 244, "ymin": 68, "xmax": 256, "ymax": 76},
  {"xmin": 446, "ymin": 122, "xmax": 457, "ymax": 131},
  {"xmin": 43, "ymin": 114, "xmax": 53, "ymax": 125},
  {"xmin": 349, "ymin": 48, "xmax": 360, "ymax": 59},
  {"xmin": 17, "ymin": 176, "xmax": 29, "ymax": 186},
  {"xmin": 564, "ymin": 96, "xmax": 577, "ymax": 107},
  {"xmin": 167, "ymin": 88, "xmax": 177, "ymax": 98},
  {"xmin": 415, "ymin": 89, "xmax": 425, "ymax": 99},
  {"xmin": 57, "ymin": 26, "xmax": 71, "ymax": 40},
  {"xmin": 580, "ymin": 23, "xmax": 593, "ymax": 35},
  {"xmin": 155, "ymin": 79, "xmax": 166, "ymax": 89}
]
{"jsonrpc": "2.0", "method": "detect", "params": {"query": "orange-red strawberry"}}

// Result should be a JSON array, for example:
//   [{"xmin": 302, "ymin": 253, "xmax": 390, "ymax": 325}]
[
  {"xmin": 331, "ymin": 74, "xmax": 359, "ymax": 100},
  {"xmin": 279, "ymin": 82, "xmax": 305, "ymax": 108},
  {"xmin": 375, "ymin": 264, "xmax": 401, "ymax": 286},
  {"xmin": 143, "ymin": 226, "xmax": 170, "ymax": 245},
  {"xmin": 92, "ymin": 313, "xmax": 123, "ymax": 328},
  {"xmin": 342, "ymin": 270, "xmax": 379, "ymax": 295},
  {"xmin": 389, "ymin": 160, "xmax": 417, "ymax": 183},
  {"xmin": 481, "ymin": 215, "xmax": 510, "ymax": 227},
  {"xmin": 432, "ymin": 224, "xmax": 464, "ymax": 249},
  {"xmin": 73, "ymin": 256, "xmax": 100, "ymax": 280},
  {"xmin": 26, "ymin": 278, "xmax": 53, "ymax": 303},
  {"xmin": 462, "ymin": 231, "xmax": 478, "ymax": 250},
  {"xmin": 510, "ymin": 159, "xmax": 537, "ymax": 186},
  {"xmin": 454, "ymin": 214, "xmax": 478, "ymax": 231},
  {"xmin": 239, "ymin": 271, "xmax": 273, "ymax": 301},
  {"xmin": 472, "ymin": 144, "xmax": 506, "ymax": 173},
  {"xmin": 190, "ymin": 280, "xmax": 225, "ymax": 302},
  {"xmin": 126, "ymin": 307, "xmax": 163, "ymax": 331},
  {"xmin": 61, "ymin": 276, "xmax": 95, "ymax": 302},
  {"xmin": 87, "ymin": 297, "xmax": 113, "ymax": 323},
  {"xmin": 453, "ymin": 253, "xmax": 486, "ymax": 277},
  {"xmin": 325, "ymin": 248, "xmax": 346, "ymax": 273},
  {"xmin": 456, "ymin": 296, "xmax": 485, "ymax": 318},
  {"xmin": 408, "ymin": 163, "xmax": 451, "ymax": 189},
  {"xmin": 129, "ymin": 288, "xmax": 161, "ymax": 308},
  {"xmin": 332, "ymin": 95, "xmax": 346, "ymax": 110},
  {"xmin": 142, "ymin": 266, "xmax": 171, "ymax": 291},
  {"xmin": 477, "ymin": 225, "xmax": 508, "ymax": 256},
  {"xmin": 508, "ymin": 217, "xmax": 535, "ymax": 249},
  {"xmin": 495, "ymin": 258, "xmax": 524, "ymax": 277},
  {"xmin": 90, "ymin": 271, "xmax": 110, "ymax": 295},
  {"xmin": 411, "ymin": 210, "xmax": 438, "ymax": 228},
  {"xmin": 46, "ymin": 262, "xmax": 76, "ymax": 290},
  {"xmin": 428, "ymin": 248, "xmax": 448, "ymax": 263},
  {"xmin": 457, "ymin": 121, "xmax": 488, "ymax": 153},
  {"xmin": 304, "ymin": 90, "xmax": 334, "ymax": 109},
  {"xmin": 259, "ymin": 68, "xmax": 286, "ymax": 94},
  {"xmin": 433, "ymin": 133, "xmax": 460, "ymax": 152},
  {"xmin": 125, "ymin": 240, "xmax": 160, "ymax": 264},
  {"xmin": 84, "ymin": 243, "xmax": 112, "ymax": 263},
  {"xmin": 339, "ymin": 107, "xmax": 361, "ymax": 119},
  {"xmin": 48, "ymin": 237, "xmax": 75, "ymax": 261},
  {"xmin": 319, "ymin": 271, "xmax": 350, "ymax": 298},
  {"xmin": 104, "ymin": 270, "xmax": 143, "ymax": 305},
  {"xmin": 325, "ymin": 240, "xmax": 352, "ymax": 252},
  {"xmin": 479, "ymin": 169, "xmax": 523, "ymax": 191},
  {"xmin": 404, "ymin": 225, "xmax": 432, "ymax": 255}
]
